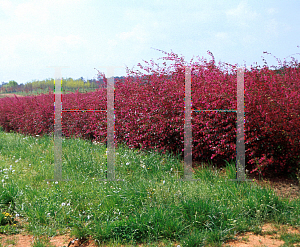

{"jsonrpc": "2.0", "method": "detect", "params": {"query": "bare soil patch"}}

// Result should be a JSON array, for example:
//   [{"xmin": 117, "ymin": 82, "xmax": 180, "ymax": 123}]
[
  {"xmin": 0, "ymin": 233, "xmax": 99, "ymax": 247},
  {"xmin": 223, "ymin": 223, "xmax": 300, "ymax": 247}
]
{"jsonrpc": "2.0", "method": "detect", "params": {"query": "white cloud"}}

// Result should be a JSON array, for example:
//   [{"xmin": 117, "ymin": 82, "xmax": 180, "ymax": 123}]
[
  {"xmin": 0, "ymin": 32, "xmax": 86, "ymax": 73},
  {"xmin": 241, "ymin": 33, "xmax": 258, "ymax": 46},
  {"xmin": 226, "ymin": 1, "xmax": 259, "ymax": 27},
  {"xmin": 7, "ymin": 0, "xmax": 84, "ymax": 24},
  {"xmin": 0, "ymin": 33, "xmax": 85, "ymax": 53},
  {"xmin": 44, "ymin": 34, "xmax": 85, "ymax": 51},
  {"xmin": 213, "ymin": 32, "xmax": 237, "ymax": 47},
  {"xmin": 264, "ymin": 18, "xmax": 279, "ymax": 36},
  {"xmin": 117, "ymin": 24, "xmax": 150, "ymax": 44},
  {"xmin": 215, "ymin": 32, "xmax": 229, "ymax": 40},
  {"xmin": 123, "ymin": 7, "xmax": 151, "ymax": 22},
  {"xmin": 0, "ymin": 33, "xmax": 26, "ymax": 63},
  {"xmin": 267, "ymin": 8, "xmax": 278, "ymax": 15},
  {"xmin": 264, "ymin": 18, "xmax": 292, "ymax": 37},
  {"xmin": 0, "ymin": 0, "xmax": 13, "ymax": 12},
  {"xmin": 14, "ymin": 1, "xmax": 50, "ymax": 23}
]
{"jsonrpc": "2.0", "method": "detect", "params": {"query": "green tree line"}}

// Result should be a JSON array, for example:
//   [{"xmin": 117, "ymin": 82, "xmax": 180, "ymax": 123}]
[{"xmin": 0, "ymin": 78, "xmax": 99, "ymax": 94}]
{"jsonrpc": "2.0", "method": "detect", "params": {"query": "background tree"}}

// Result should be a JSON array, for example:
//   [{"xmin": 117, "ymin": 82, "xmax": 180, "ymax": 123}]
[
  {"xmin": 3, "ymin": 80, "xmax": 18, "ymax": 92},
  {"xmin": 7, "ymin": 80, "xmax": 18, "ymax": 87}
]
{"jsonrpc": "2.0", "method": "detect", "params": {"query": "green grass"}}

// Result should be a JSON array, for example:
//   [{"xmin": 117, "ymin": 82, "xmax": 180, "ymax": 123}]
[
  {"xmin": 0, "ymin": 127, "xmax": 299, "ymax": 246},
  {"xmin": 0, "ymin": 89, "xmax": 50, "ymax": 96},
  {"xmin": 0, "ymin": 87, "xmax": 100, "ymax": 97}
]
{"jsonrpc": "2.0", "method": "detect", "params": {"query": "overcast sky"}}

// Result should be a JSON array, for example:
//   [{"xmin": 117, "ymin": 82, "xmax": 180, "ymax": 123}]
[{"xmin": 1, "ymin": 0, "xmax": 299, "ymax": 84}]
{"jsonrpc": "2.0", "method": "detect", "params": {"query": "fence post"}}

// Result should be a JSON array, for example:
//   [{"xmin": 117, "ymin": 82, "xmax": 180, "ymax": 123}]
[
  {"xmin": 46, "ymin": 66, "xmax": 69, "ymax": 182},
  {"xmin": 106, "ymin": 68, "xmax": 115, "ymax": 180},
  {"xmin": 181, "ymin": 66, "xmax": 253, "ymax": 182},
  {"xmin": 236, "ymin": 68, "xmax": 246, "ymax": 180}
]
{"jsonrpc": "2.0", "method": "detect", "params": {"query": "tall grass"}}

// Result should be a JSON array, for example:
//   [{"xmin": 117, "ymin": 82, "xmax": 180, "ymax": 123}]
[{"xmin": 0, "ymin": 127, "xmax": 299, "ymax": 246}]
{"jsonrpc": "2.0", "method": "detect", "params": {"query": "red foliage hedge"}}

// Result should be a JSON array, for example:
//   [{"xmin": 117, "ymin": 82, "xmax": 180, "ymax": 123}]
[{"xmin": 0, "ymin": 50, "xmax": 299, "ymax": 176}]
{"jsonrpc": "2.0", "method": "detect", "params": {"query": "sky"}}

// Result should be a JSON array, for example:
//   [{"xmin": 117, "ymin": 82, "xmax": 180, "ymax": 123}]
[{"xmin": 0, "ymin": 0, "xmax": 299, "ymax": 85}]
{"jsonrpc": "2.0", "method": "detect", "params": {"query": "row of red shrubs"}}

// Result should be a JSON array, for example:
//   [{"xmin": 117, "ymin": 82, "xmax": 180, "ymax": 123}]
[{"xmin": 0, "ymin": 50, "xmax": 299, "ymax": 176}]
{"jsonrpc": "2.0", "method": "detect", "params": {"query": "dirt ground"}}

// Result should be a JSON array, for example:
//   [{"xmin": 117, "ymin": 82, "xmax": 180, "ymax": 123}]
[
  {"xmin": 0, "ymin": 233, "xmax": 98, "ymax": 247},
  {"xmin": 222, "ymin": 222, "xmax": 300, "ymax": 247}
]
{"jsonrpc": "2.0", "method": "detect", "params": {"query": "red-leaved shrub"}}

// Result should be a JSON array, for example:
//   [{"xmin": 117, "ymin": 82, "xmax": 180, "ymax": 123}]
[{"xmin": 0, "ymin": 49, "xmax": 299, "ymax": 176}]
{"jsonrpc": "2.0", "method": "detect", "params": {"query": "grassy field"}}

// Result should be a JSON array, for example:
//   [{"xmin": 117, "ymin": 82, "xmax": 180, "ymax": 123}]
[
  {"xmin": 0, "ymin": 87, "xmax": 99, "ymax": 97},
  {"xmin": 0, "ymin": 128, "xmax": 299, "ymax": 246}
]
